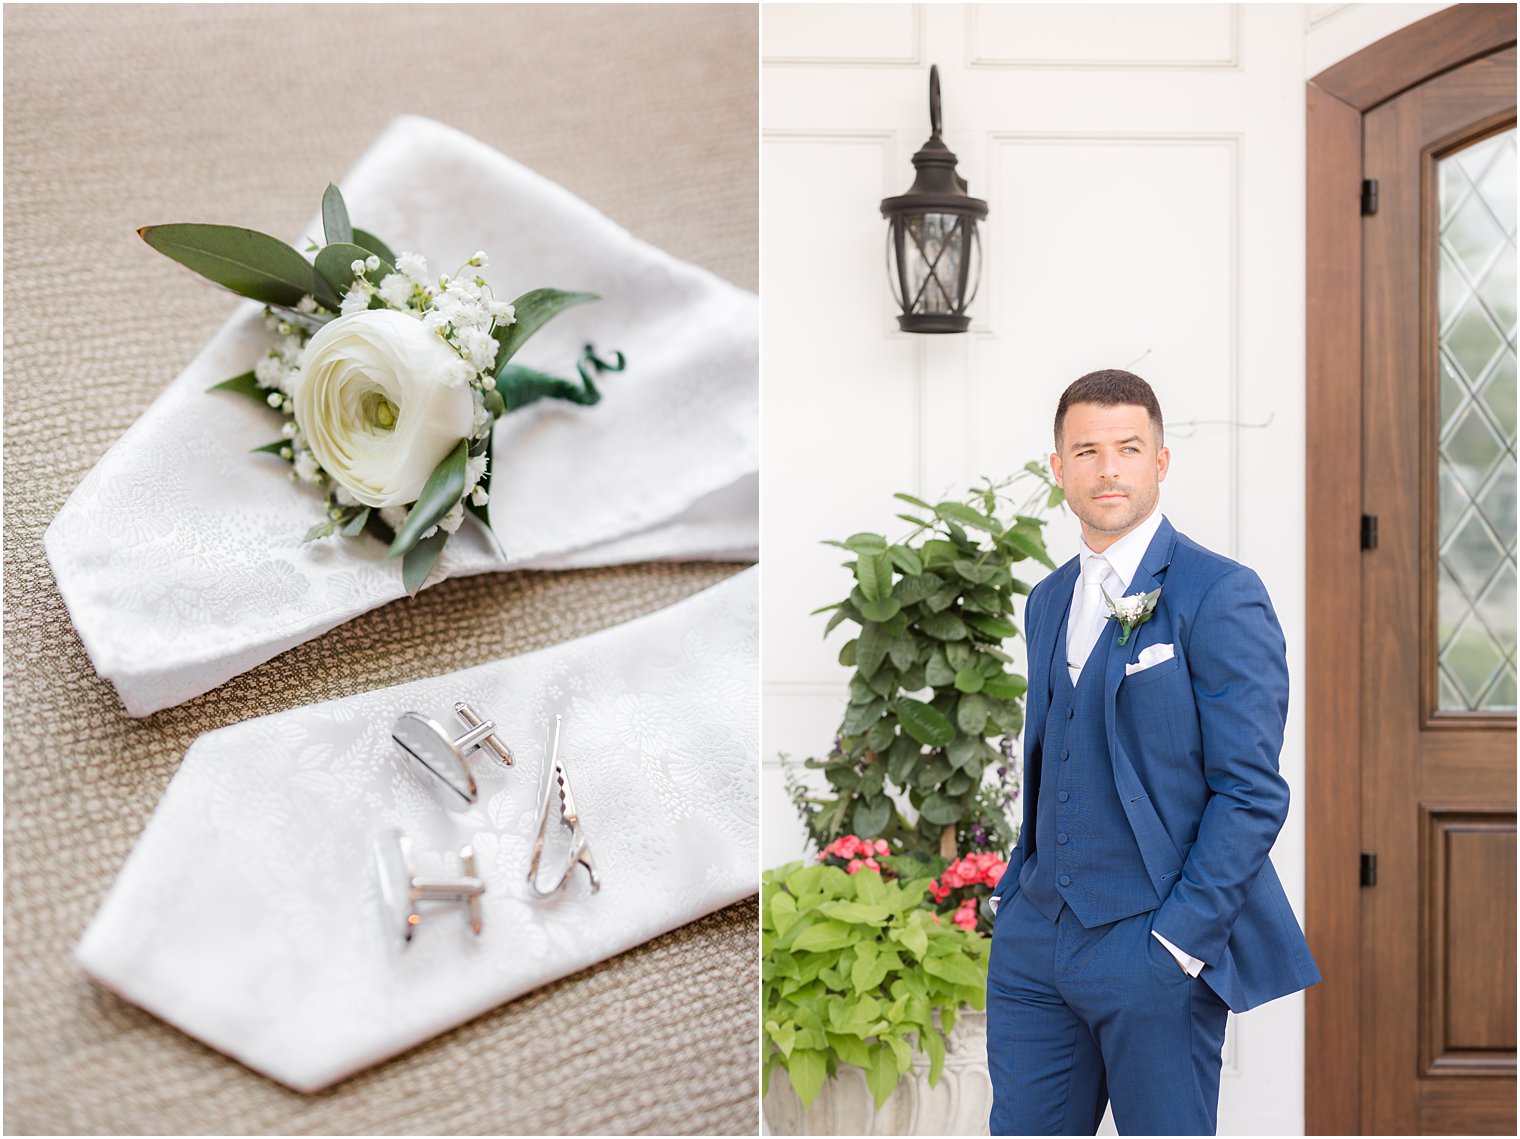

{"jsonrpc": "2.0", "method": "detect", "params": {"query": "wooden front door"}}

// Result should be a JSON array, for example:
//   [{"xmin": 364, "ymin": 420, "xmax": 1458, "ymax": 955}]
[
  {"xmin": 1307, "ymin": 7, "xmax": 1517, "ymax": 1135},
  {"xmin": 1361, "ymin": 46, "xmax": 1517, "ymax": 1137}
]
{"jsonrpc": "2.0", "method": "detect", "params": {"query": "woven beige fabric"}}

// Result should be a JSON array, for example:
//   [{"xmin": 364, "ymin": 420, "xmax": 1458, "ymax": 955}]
[{"xmin": 3, "ymin": 4, "xmax": 758, "ymax": 1134}]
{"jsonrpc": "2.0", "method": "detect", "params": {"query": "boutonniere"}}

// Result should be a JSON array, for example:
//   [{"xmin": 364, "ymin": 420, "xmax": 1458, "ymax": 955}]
[
  {"xmin": 139, "ymin": 183, "xmax": 625, "ymax": 595},
  {"xmin": 1102, "ymin": 586, "xmax": 1162, "ymax": 646}
]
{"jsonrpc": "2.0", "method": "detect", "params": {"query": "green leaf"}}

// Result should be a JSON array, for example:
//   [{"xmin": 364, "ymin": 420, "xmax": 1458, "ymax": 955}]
[
  {"xmin": 401, "ymin": 530, "xmax": 448, "ymax": 597},
  {"xmin": 918, "ymin": 792, "xmax": 962, "ymax": 826},
  {"xmin": 350, "ymin": 227, "xmax": 397, "ymax": 265},
  {"xmin": 922, "ymin": 1024, "xmax": 946, "ymax": 1086},
  {"xmin": 946, "ymin": 734, "xmax": 984, "ymax": 773},
  {"xmin": 252, "ymin": 440, "xmax": 290, "ymax": 457},
  {"xmin": 953, "ymin": 667, "xmax": 985, "ymax": 694},
  {"xmin": 855, "ymin": 551, "xmax": 892, "ymax": 603},
  {"xmin": 856, "ymin": 623, "xmax": 889, "ymax": 678},
  {"xmin": 841, "ymin": 532, "xmax": 888, "ymax": 554},
  {"xmin": 858, "ymin": 596, "xmax": 902, "ymax": 624},
  {"xmin": 852, "ymin": 796, "xmax": 892, "ymax": 838},
  {"xmin": 953, "ymin": 558, "xmax": 996, "ymax": 584},
  {"xmin": 896, "ymin": 921, "xmax": 929, "ymax": 960},
  {"xmin": 340, "ymin": 507, "xmax": 371, "ymax": 537},
  {"xmin": 818, "ymin": 899, "xmax": 893, "ymax": 925},
  {"xmin": 887, "ymin": 545, "xmax": 924, "ymax": 576},
  {"xmin": 918, "ymin": 612, "xmax": 968, "ymax": 641},
  {"xmin": 322, "ymin": 183, "xmax": 353, "ymax": 246},
  {"xmin": 934, "ymin": 501, "xmax": 997, "ymax": 533},
  {"xmin": 924, "ymin": 650, "xmax": 956, "ymax": 688},
  {"xmin": 791, "ymin": 921, "xmax": 855, "ymax": 952},
  {"xmin": 208, "ymin": 370, "xmax": 268, "ymax": 404},
  {"xmin": 982, "ymin": 672, "xmax": 1027, "ymax": 701},
  {"xmin": 492, "ymin": 288, "xmax": 599, "ymax": 367},
  {"xmin": 965, "ymin": 614, "xmax": 1017, "ymax": 640},
  {"xmin": 385, "ymin": 439, "xmax": 468, "ymax": 560},
  {"xmin": 956, "ymin": 693, "xmax": 990, "ymax": 735},
  {"xmin": 140, "ymin": 223, "xmax": 320, "ymax": 308},
  {"xmin": 314, "ymin": 241, "xmax": 393, "ymax": 301},
  {"xmin": 1002, "ymin": 523, "xmax": 1057, "ymax": 569},
  {"xmin": 786, "ymin": 1048, "xmax": 828, "ymax": 1108},
  {"xmin": 894, "ymin": 492, "xmax": 934, "ymax": 510},
  {"xmin": 923, "ymin": 951, "xmax": 987, "ymax": 988},
  {"xmin": 896, "ymin": 698, "xmax": 954, "ymax": 747},
  {"xmin": 865, "ymin": 1044, "xmax": 900, "ymax": 1110},
  {"xmin": 893, "ymin": 572, "xmax": 942, "ymax": 605},
  {"xmin": 887, "ymin": 734, "xmax": 921, "ymax": 784},
  {"xmin": 770, "ymin": 892, "xmax": 801, "ymax": 939}
]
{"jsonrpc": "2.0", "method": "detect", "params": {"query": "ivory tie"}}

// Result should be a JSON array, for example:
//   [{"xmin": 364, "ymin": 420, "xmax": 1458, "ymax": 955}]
[{"xmin": 1067, "ymin": 554, "xmax": 1112, "ymax": 685}]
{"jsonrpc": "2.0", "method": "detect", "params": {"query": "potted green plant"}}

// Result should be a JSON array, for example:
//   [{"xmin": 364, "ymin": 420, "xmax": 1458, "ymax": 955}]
[{"xmin": 764, "ymin": 468, "xmax": 1064, "ymax": 1133}]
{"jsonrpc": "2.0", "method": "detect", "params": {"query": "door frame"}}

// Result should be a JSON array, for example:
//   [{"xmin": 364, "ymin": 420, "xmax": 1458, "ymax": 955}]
[{"xmin": 1305, "ymin": 6, "xmax": 1518, "ymax": 1134}]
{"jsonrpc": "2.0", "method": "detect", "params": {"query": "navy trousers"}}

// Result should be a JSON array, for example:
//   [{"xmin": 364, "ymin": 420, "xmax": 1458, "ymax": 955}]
[{"xmin": 986, "ymin": 891, "xmax": 1230, "ymax": 1136}]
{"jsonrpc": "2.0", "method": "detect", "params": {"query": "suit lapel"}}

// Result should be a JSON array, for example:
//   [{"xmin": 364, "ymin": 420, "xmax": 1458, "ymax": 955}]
[
  {"xmin": 1022, "ymin": 557, "xmax": 1078, "ymax": 769},
  {"xmin": 1104, "ymin": 517, "xmax": 1179, "ymax": 729}
]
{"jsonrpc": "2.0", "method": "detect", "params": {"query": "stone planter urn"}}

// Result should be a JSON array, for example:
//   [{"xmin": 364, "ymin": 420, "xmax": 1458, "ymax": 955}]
[{"xmin": 763, "ymin": 1009, "xmax": 993, "ymax": 1135}]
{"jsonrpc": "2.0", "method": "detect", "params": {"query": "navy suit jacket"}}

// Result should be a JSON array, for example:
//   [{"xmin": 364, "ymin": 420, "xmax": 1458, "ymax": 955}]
[{"xmin": 989, "ymin": 517, "xmax": 1320, "ymax": 1013}]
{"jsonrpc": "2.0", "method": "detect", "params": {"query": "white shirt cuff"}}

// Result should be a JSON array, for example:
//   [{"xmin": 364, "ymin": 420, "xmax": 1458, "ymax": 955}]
[{"xmin": 1152, "ymin": 930, "xmax": 1205, "ymax": 977}]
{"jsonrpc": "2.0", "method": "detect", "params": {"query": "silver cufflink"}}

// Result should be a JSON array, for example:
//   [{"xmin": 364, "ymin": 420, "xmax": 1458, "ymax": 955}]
[
  {"xmin": 373, "ymin": 829, "xmax": 486, "ymax": 945},
  {"xmin": 391, "ymin": 701, "xmax": 513, "ymax": 805},
  {"xmin": 529, "ymin": 714, "xmax": 601, "ymax": 898}
]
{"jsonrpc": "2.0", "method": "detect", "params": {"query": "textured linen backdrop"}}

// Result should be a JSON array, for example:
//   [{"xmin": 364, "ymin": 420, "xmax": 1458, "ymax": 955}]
[{"xmin": 3, "ymin": 4, "xmax": 758, "ymax": 1134}]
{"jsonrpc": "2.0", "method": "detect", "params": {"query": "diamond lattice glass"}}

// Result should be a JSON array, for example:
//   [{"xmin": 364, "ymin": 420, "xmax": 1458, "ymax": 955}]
[{"xmin": 1436, "ymin": 128, "xmax": 1518, "ymax": 712}]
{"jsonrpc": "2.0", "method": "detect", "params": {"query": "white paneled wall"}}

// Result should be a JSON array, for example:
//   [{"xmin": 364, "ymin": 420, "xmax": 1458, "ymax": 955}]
[{"xmin": 761, "ymin": 4, "xmax": 1445, "ymax": 1134}]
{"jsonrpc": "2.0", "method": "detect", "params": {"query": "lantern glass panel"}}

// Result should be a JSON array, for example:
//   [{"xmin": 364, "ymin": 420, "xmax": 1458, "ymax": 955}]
[{"xmin": 904, "ymin": 212, "xmax": 964, "ymax": 314}]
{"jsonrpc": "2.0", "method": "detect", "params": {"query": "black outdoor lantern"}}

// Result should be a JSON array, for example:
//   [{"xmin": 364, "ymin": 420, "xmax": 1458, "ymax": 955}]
[{"xmin": 881, "ymin": 65, "xmax": 988, "ymax": 334}]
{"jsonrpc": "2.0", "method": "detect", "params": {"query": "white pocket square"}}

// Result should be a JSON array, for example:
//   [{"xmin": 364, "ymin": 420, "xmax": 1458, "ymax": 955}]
[{"xmin": 1125, "ymin": 642, "xmax": 1175, "ymax": 676}]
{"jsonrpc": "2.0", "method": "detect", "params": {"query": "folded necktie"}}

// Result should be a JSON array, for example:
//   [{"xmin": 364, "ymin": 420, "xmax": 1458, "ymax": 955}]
[
  {"xmin": 43, "ymin": 114, "xmax": 758, "ymax": 716},
  {"xmin": 74, "ymin": 569, "xmax": 758, "ymax": 1093}
]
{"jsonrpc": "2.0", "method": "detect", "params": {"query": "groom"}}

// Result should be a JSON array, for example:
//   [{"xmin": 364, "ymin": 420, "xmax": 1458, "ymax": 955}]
[{"xmin": 985, "ymin": 370, "xmax": 1319, "ymax": 1135}]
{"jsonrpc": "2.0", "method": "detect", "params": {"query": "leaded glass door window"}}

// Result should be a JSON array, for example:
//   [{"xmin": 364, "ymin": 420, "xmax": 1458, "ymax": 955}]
[{"xmin": 1436, "ymin": 127, "xmax": 1517, "ymax": 714}]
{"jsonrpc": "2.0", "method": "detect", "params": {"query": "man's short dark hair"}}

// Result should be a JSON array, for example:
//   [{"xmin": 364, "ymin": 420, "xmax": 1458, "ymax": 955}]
[{"xmin": 1054, "ymin": 369, "xmax": 1164, "ymax": 450}]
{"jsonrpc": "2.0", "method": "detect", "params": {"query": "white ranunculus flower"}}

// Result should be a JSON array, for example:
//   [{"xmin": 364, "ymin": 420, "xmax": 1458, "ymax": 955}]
[{"xmin": 293, "ymin": 310, "xmax": 474, "ymax": 508}]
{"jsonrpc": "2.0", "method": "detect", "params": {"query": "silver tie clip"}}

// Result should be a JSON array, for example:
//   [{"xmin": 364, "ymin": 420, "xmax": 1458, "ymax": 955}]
[{"xmin": 528, "ymin": 714, "xmax": 601, "ymax": 898}]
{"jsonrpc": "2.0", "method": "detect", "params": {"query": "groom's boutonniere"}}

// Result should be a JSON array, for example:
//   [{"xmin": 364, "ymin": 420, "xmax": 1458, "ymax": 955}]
[
  {"xmin": 1102, "ymin": 586, "xmax": 1162, "ymax": 647},
  {"xmin": 140, "ymin": 183, "xmax": 625, "ymax": 595}
]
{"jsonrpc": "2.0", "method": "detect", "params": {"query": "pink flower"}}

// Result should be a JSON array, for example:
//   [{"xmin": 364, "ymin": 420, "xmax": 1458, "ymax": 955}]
[
  {"xmin": 952, "ymin": 907, "xmax": 978, "ymax": 930},
  {"xmin": 874, "ymin": 839, "xmax": 890, "ymax": 855},
  {"xmin": 847, "ymin": 859, "xmax": 863, "ymax": 873},
  {"xmin": 863, "ymin": 858, "xmax": 880, "ymax": 872}
]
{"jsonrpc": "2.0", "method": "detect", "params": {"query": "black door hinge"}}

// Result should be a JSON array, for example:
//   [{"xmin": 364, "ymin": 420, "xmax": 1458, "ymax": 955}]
[
  {"xmin": 1362, "ymin": 179, "xmax": 1379, "ymax": 215},
  {"xmin": 1361, "ymin": 514, "xmax": 1378, "ymax": 550},
  {"xmin": 1361, "ymin": 851, "xmax": 1378, "ymax": 886}
]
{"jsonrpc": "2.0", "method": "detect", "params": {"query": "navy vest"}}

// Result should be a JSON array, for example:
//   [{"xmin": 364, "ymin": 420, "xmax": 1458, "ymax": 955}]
[{"xmin": 1021, "ymin": 603, "xmax": 1160, "ymax": 927}]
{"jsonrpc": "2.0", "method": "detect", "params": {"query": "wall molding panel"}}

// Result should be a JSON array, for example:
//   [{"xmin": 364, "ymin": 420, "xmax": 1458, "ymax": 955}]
[{"xmin": 966, "ymin": 4, "xmax": 1241, "ymax": 71}]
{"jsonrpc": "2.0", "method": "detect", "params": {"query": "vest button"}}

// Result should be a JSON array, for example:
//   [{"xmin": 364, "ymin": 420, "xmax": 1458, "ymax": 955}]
[
  {"xmin": 1057, "ymin": 791, "xmax": 1069, "ymax": 802},
  {"xmin": 1060, "ymin": 749, "xmax": 1070, "ymax": 761},
  {"xmin": 1066, "ymin": 709, "xmax": 1075, "ymax": 719},
  {"xmin": 1057, "ymin": 833, "xmax": 1068, "ymax": 844},
  {"xmin": 1059, "ymin": 875, "xmax": 1071, "ymax": 887}
]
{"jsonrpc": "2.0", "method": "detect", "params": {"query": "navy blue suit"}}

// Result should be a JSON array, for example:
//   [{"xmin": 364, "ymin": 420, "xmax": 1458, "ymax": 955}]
[{"xmin": 986, "ymin": 518, "xmax": 1319, "ymax": 1135}]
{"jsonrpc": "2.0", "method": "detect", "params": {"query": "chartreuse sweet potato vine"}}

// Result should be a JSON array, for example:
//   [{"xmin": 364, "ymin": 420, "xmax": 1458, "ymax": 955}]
[{"xmin": 762, "ymin": 861, "xmax": 989, "ymax": 1111}]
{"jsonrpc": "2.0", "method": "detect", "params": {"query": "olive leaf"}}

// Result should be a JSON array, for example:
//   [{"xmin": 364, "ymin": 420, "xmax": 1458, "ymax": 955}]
[
  {"xmin": 402, "ymin": 531, "xmax": 449, "ymax": 597},
  {"xmin": 313, "ymin": 242, "xmax": 394, "ymax": 302},
  {"xmin": 350, "ymin": 228, "xmax": 397, "ymax": 265},
  {"xmin": 491, "ymin": 288, "xmax": 599, "ymax": 368},
  {"xmin": 321, "ymin": 183, "xmax": 353, "ymax": 246},
  {"xmin": 207, "ymin": 370, "xmax": 268, "ymax": 404},
  {"xmin": 140, "ymin": 223, "xmax": 324, "ymax": 308},
  {"xmin": 384, "ymin": 440, "xmax": 468, "ymax": 562}
]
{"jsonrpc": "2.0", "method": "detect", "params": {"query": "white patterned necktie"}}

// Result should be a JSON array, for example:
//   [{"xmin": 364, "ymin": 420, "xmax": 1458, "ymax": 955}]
[{"xmin": 1068, "ymin": 554, "xmax": 1112, "ymax": 684}]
